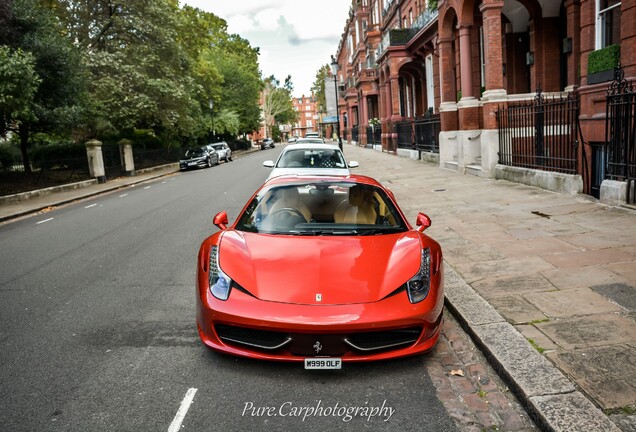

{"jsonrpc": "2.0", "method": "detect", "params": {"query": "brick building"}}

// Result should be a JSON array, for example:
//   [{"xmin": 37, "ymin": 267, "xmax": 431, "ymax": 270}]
[
  {"xmin": 291, "ymin": 95, "xmax": 320, "ymax": 138},
  {"xmin": 333, "ymin": 0, "xmax": 635, "ymax": 203}
]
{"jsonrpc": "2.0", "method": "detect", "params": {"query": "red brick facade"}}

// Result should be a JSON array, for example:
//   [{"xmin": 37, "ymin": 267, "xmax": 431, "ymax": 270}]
[{"xmin": 333, "ymin": 0, "xmax": 635, "ymax": 196}]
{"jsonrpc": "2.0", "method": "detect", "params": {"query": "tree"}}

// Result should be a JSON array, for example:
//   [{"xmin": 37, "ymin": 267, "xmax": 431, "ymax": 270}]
[
  {"xmin": 0, "ymin": 0, "xmax": 86, "ymax": 172},
  {"xmin": 311, "ymin": 64, "xmax": 331, "ymax": 113},
  {"xmin": 261, "ymin": 75, "xmax": 297, "ymax": 138}
]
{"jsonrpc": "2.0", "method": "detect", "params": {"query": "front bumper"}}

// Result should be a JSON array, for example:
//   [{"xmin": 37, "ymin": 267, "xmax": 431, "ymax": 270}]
[
  {"xmin": 196, "ymin": 280, "xmax": 444, "ymax": 362},
  {"xmin": 180, "ymin": 157, "xmax": 207, "ymax": 169}
]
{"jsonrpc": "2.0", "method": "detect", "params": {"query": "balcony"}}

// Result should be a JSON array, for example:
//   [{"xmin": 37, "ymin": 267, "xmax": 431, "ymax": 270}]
[{"xmin": 375, "ymin": 9, "xmax": 439, "ymax": 60}]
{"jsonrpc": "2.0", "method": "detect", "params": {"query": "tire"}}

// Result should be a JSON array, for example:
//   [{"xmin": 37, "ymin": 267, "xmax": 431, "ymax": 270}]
[{"xmin": 206, "ymin": 157, "xmax": 212, "ymax": 168}]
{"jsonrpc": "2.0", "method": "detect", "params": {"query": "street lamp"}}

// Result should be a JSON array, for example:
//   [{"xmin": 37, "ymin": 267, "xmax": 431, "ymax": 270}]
[
  {"xmin": 209, "ymin": 99, "xmax": 215, "ymax": 141},
  {"xmin": 330, "ymin": 56, "xmax": 343, "ymax": 151}
]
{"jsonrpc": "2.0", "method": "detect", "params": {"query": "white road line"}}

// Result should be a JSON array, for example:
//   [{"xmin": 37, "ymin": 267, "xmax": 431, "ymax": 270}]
[
  {"xmin": 144, "ymin": 186, "xmax": 151, "ymax": 190},
  {"xmin": 36, "ymin": 218, "xmax": 54, "ymax": 225},
  {"xmin": 168, "ymin": 388, "xmax": 197, "ymax": 432},
  {"xmin": 84, "ymin": 204, "xmax": 97, "ymax": 209},
  {"xmin": 119, "ymin": 193, "xmax": 128, "ymax": 198}
]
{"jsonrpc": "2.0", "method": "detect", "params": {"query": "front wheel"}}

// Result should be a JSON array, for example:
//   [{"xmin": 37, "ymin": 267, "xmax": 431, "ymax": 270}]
[{"xmin": 206, "ymin": 157, "xmax": 212, "ymax": 168}]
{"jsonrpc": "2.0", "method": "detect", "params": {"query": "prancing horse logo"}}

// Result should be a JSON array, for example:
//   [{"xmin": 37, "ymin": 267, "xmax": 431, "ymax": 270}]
[{"xmin": 313, "ymin": 341, "xmax": 322, "ymax": 353}]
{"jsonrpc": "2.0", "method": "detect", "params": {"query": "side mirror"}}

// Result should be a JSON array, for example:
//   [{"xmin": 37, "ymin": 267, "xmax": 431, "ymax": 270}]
[
  {"xmin": 348, "ymin": 161, "xmax": 359, "ymax": 168},
  {"xmin": 263, "ymin": 160, "xmax": 275, "ymax": 168},
  {"xmin": 416, "ymin": 212, "xmax": 431, "ymax": 232},
  {"xmin": 213, "ymin": 211, "xmax": 229, "ymax": 230}
]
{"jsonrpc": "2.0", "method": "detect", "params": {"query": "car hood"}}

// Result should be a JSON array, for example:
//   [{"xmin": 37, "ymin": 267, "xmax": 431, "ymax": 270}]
[
  {"xmin": 268, "ymin": 167, "xmax": 351, "ymax": 179},
  {"xmin": 218, "ymin": 230, "xmax": 422, "ymax": 305}
]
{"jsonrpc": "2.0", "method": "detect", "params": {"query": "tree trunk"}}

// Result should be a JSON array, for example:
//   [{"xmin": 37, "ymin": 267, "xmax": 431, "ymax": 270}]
[{"xmin": 19, "ymin": 123, "xmax": 31, "ymax": 174}]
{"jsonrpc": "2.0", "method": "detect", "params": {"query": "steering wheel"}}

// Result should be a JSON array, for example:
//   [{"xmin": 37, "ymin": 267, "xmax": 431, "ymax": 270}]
[{"xmin": 271, "ymin": 207, "xmax": 307, "ymax": 222}]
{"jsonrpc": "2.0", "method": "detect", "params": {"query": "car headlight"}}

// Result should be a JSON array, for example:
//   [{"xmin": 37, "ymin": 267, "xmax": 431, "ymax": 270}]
[
  {"xmin": 406, "ymin": 248, "xmax": 431, "ymax": 304},
  {"xmin": 209, "ymin": 245, "xmax": 232, "ymax": 300}
]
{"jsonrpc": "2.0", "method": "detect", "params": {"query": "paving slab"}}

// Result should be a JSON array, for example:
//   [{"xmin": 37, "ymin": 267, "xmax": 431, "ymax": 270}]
[
  {"xmin": 453, "ymin": 256, "xmax": 555, "ymax": 283},
  {"xmin": 540, "ymin": 266, "xmax": 630, "ymax": 289},
  {"xmin": 542, "ymin": 248, "xmax": 635, "ymax": 269},
  {"xmin": 591, "ymin": 283, "xmax": 636, "ymax": 311},
  {"xmin": 523, "ymin": 287, "xmax": 625, "ymax": 318},
  {"xmin": 488, "ymin": 296, "xmax": 548, "ymax": 324},
  {"xmin": 515, "ymin": 324, "xmax": 560, "ymax": 352},
  {"xmin": 536, "ymin": 314, "xmax": 636, "ymax": 350},
  {"xmin": 546, "ymin": 345, "xmax": 636, "ymax": 410},
  {"xmin": 471, "ymin": 273, "xmax": 556, "ymax": 299}
]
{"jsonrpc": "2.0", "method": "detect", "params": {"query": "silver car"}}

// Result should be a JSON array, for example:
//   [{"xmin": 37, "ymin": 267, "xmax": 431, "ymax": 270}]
[
  {"xmin": 210, "ymin": 141, "xmax": 232, "ymax": 162},
  {"xmin": 262, "ymin": 143, "xmax": 359, "ymax": 180}
]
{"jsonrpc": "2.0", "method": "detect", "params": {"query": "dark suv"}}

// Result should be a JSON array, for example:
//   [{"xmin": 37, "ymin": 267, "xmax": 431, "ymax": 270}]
[{"xmin": 179, "ymin": 145, "xmax": 219, "ymax": 170}]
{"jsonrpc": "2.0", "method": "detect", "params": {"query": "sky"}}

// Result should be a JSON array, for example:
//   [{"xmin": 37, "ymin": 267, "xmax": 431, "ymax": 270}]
[{"xmin": 182, "ymin": 1, "xmax": 352, "ymax": 98}]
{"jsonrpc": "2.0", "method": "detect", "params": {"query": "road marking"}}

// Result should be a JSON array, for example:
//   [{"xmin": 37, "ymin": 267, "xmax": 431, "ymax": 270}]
[
  {"xmin": 119, "ymin": 194, "xmax": 128, "ymax": 198},
  {"xmin": 36, "ymin": 218, "xmax": 54, "ymax": 224},
  {"xmin": 168, "ymin": 388, "xmax": 197, "ymax": 432},
  {"xmin": 84, "ymin": 204, "xmax": 97, "ymax": 209},
  {"xmin": 144, "ymin": 186, "xmax": 151, "ymax": 190}
]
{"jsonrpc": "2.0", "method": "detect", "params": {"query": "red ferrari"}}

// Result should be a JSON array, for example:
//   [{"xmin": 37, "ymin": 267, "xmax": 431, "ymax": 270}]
[{"xmin": 196, "ymin": 175, "xmax": 444, "ymax": 368}]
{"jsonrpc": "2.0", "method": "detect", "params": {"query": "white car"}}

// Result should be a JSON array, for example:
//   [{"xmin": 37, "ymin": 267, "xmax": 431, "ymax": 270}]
[
  {"xmin": 209, "ymin": 141, "xmax": 232, "ymax": 162},
  {"xmin": 262, "ymin": 143, "xmax": 359, "ymax": 180}
]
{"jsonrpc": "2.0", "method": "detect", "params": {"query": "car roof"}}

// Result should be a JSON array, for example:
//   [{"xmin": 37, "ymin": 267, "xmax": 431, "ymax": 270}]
[
  {"xmin": 263, "ymin": 173, "xmax": 380, "ymax": 188},
  {"xmin": 283, "ymin": 143, "xmax": 339, "ymax": 151}
]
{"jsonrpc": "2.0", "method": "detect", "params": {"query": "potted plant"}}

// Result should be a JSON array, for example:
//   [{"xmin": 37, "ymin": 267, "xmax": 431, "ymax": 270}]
[{"xmin": 587, "ymin": 44, "xmax": 620, "ymax": 85}]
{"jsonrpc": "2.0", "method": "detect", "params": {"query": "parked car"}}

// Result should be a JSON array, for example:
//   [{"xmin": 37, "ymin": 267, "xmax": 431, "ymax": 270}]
[
  {"xmin": 180, "ymin": 145, "xmax": 219, "ymax": 170},
  {"xmin": 210, "ymin": 141, "xmax": 232, "ymax": 162},
  {"xmin": 287, "ymin": 136, "xmax": 298, "ymax": 143},
  {"xmin": 305, "ymin": 132, "xmax": 320, "ymax": 138},
  {"xmin": 261, "ymin": 138, "xmax": 275, "ymax": 149},
  {"xmin": 262, "ymin": 143, "xmax": 358, "ymax": 180},
  {"xmin": 295, "ymin": 137, "xmax": 325, "ymax": 144},
  {"xmin": 196, "ymin": 174, "xmax": 444, "ymax": 366}
]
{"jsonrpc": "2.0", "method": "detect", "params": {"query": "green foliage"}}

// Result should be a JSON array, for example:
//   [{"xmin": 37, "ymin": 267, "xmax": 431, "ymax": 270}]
[
  {"xmin": 311, "ymin": 64, "xmax": 331, "ymax": 112},
  {"xmin": 588, "ymin": 44, "xmax": 620, "ymax": 74},
  {"xmin": 0, "ymin": 143, "xmax": 20, "ymax": 168},
  {"xmin": 30, "ymin": 141, "xmax": 87, "ymax": 169}
]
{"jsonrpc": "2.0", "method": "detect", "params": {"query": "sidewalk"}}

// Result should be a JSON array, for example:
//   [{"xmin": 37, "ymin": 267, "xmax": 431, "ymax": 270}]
[
  {"xmin": 1, "ymin": 142, "xmax": 635, "ymax": 431},
  {"xmin": 342, "ymin": 142, "xmax": 636, "ymax": 432}
]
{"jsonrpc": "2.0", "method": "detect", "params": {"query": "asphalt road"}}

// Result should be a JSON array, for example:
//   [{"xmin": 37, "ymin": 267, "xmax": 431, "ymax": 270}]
[{"xmin": 0, "ymin": 147, "xmax": 457, "ymax": 431}]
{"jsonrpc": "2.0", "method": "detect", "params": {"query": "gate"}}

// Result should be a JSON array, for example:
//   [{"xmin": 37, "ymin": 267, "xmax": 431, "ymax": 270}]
[
  {"xmin": 497, "ymin": 85, "xmax": 579, "ymax": 175},
  {"xmin": 395, "ymin": 121, "xmax": 413, "ymax": 149},
  {"xmin": 102, "ymin": 144, "xmax": 123, "ymax": 179},
  {"xmin": 605, "ymin": 67, "xmax": 636, "ymax": 204},
  {"xmin": 414, "ymin": 114, "xmax": 440, "ymax": 153}
]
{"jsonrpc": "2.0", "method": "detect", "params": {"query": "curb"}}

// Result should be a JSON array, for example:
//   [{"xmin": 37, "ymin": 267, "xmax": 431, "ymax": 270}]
[{"xmin": 443, "ymin": 262, "xmax": 621, "ymax": 432}]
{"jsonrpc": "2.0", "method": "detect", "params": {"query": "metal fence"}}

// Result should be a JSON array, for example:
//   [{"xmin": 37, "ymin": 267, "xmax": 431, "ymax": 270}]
[
  {"xmin": 395, "ymin": 115, "xmax": 441, "ymax": 153},
  {"xmin": 497, "ymin": 87, "xmax": 579, "ymax": 174},
  {"xmin": 134, "ymin": 147, "xmax": 183, "ymax": 170},
  {"xmin": 414, "ymin": 115, "xmax": 440, "ymax": 153},
  {"xmin": 605, "ymin": 68, "xmax": 636, "ymax": 204},
  {"xmin": 0, "ymin": 157, "xmax": 91, "ymax": 197},
  {"xmin": 366, "ymin": 126, "xmax": 382, "ymax": 145},
  {"xmin": 351, "ymin": 125, "xmax": 359, "ymax": 142}
]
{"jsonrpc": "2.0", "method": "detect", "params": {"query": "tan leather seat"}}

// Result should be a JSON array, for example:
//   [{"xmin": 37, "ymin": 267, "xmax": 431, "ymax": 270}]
[
  {"xmin": 334, "ymin": 186, "xmax": 377, "ymax": 224},
  {"xmin": 269, "ymin": 187, "xmax": 312, "ymax": 221}
]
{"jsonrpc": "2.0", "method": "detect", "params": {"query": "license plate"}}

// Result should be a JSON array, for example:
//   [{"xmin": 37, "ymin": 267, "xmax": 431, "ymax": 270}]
[
  {"xmin": 304, "ymin": 358, "xmax": 342, "ymax": 369},
  {"xmin": 188, "ymin": 162, "xmax": 196, "ymax": 166}
]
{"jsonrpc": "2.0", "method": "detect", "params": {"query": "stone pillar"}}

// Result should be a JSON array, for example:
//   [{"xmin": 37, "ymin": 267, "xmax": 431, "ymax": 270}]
[
  {"xmin": 118, "ymin": 139, "xmax": 136, "ymax": 176},
  {"xmin": 85, "ymin": 139, "xmax": 106, "ymax": 184}
]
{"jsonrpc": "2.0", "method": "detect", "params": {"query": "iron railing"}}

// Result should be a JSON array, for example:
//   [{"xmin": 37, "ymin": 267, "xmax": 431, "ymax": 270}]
[
  {"xmin": 366, "ymin": 126, "xmax": 382, "ymax": 145},
  {"xmin": 605, "ymin": 67, "xmax": 636, "ymax": 203},
  {"xmin": 395, "ymin": 114, "xmax": 441, "ymax": 153},
  {"xmin": 351, "ymin": 125, "xmax": 359, "ymax": 142},
  {"xmin": 414, "ymin": 114, "xmax": 441, "ymax": 153},
  {"xmin": 0, "ymin": 157, "xmax": 90, "ymax": 197},
  {"xmin": 497, "ymin": 86, "xmax": 579, "ymax": 174}
]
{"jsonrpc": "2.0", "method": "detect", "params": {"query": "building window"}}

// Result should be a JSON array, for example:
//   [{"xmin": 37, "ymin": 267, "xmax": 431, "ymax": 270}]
[
  {"xmin": 596, "ymin": 0, "xmax": 621, "ymax": 49},
  {"xmin": 306, "ymin": 120, "xmax": 313, "ymax": 127}
]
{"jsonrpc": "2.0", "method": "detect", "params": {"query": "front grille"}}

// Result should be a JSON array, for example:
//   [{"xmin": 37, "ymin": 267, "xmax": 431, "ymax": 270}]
[
  {"xmin": 215, "ymin": 324, "xmax": 422, "ymax": 356},
  {"xmin": 344, "ymin": 328, "xmax": 421, "ymax": 352},
  {"xmin": 215, "ymin": 324, "xmax": 291, "ymax": 350}
]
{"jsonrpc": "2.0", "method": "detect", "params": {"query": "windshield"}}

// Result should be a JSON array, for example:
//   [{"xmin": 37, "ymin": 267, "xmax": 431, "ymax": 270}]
[
  {"xmin": 235, "ymin": 181, "xmax": 408, "ymax": 235},
  {"xmin": 212, "ymin": 145, "xmax": 223, "ymax": 151},
  {"xmin": 185, "ymin": 147, "xmax": 204, "ymax": 157},
  {"xmin": 276, "ymin": 148, "xmax": 346, "ymax": 169}
]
